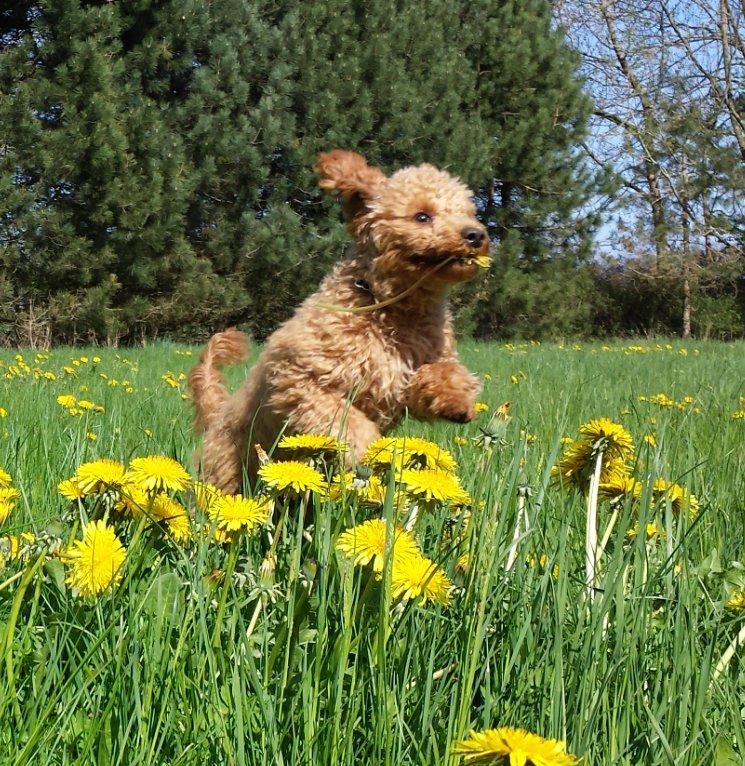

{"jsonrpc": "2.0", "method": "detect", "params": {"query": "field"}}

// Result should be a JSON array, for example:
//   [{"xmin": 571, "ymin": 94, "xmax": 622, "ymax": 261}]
[{"xmin": 1, "ymin": 339, "xmax": 744, "ymax": 765}]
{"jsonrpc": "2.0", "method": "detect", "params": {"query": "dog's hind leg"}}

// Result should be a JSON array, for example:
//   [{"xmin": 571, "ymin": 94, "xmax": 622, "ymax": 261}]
[
  {"xmin": 197, "ymin": 422, "xmax": 247, "ymax": 495},
  {"xmin": 279, "ymin": 386, "xmax": 381, "ymax": 463}
]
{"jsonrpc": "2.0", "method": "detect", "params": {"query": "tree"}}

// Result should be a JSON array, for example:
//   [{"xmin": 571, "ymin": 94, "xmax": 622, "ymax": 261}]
[
  {"xmin": 1, "ymin": 0, "xmax": 600, "ymax": 343},
  {"xmin": 459, "ymin": 0, "xmax": 605, "ymax": 338},
  {"xmin": 557, "ymin": 0, "xmax": 744, "ymax": 337}
]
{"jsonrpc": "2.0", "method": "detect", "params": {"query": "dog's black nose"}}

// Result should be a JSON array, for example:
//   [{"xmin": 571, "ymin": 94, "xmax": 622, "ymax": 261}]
[{"xmin": 461, "ymin": 227, "xmax": 485, "ymax": 248}]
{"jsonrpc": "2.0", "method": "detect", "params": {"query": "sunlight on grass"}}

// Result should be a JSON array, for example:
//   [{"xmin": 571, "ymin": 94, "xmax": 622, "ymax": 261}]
[{"xmin": 0, "ymin": 340, "xmax": 744, "ymax": 765}]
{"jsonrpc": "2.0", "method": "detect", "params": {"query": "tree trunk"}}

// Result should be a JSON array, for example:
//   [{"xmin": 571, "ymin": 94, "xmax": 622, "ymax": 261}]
[
  {"xmin": 682, "ymin": 275, "xmax": 691, "ymax": 339},
  {"xmin": 646, "ymin": 164, "xmax": 667, "ymax": 271},
  {"xmin": 681, "ymin": 203, "xmax": 692, "ymax": 339}
]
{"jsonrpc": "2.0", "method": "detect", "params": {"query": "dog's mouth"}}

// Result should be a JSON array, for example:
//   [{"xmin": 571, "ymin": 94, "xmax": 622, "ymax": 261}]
[
  {"xmin": 457, "ymin": 253, "xmax": 491, "ymax": 269},
  {"xmin": 410, "ymin": 250, "xmax": 491, "ymax": 271}
]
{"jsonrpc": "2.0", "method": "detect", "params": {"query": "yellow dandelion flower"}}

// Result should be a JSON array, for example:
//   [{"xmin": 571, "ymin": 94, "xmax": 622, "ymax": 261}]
[
  {"xmin": 390, "ymin": 554, "xmax": 452, "ymax": 607},
  {"xmin": 362, "ymin": 436, "xmax": 457, "ymax": 473},
  {"xmin": 150, "ymin": 494, "xmax": 192, "ymax": 543},
  {"xmin": 578, "ymin": 418, "xmax": 634, "ymax": 461},
  {"xmin": 258, "ymin": 460, "xmax": 326, "ymax": 494},
  {"xmin": 401, "ymin": 437, "xmax": 458, "ymax": 471},
  {"xmin": 361, "ymin": 437, "xmax": 411, "ymax": 471},
  {"xmin": 552, "ymin": 438, "xmax": 629, "ymax": 492},
  {"xmin": 552, "ymin": 439, "xmax": 592, "ymax": 484},
  {"xmin": 652, "ymin": 478, "xmax": 699, "ymax": 518},
  {"xmin": 194, "ymin": 481, "xmax": 224, "ymax": 512},
  {"xmin": 127, "ymin": 455, "xmax": 191, "ymax": 493},
  {"xmin": 207, "ymin": 494, "xmax": 271, "ymax": 535},
  {"xmin": 58, "ymin": 478, "xmax": 86, "ymax": 502},
  {"xmin": 598, "ymin": 475, "xmax": 642, "ymax": 500},
  {"xmin": 115, "ymin": 479, "xmax": 150, "ymax": 517},
  {"xmin": 474, "ymin": 402, "xmax": 489, "ymax": 413},
  {"xmin": 336, "ymin": 518, "xmax": 421, "ymax": 571},
  {"xmin": 456, "ymin": 552, "xmax": 470, "ymax": 573},
  {"xmin": 494, "ymin": 401, "xmax": 512, "ymax": 420},
  {"xmin": 454, "ymin": 436, "xmax": 469, "ymax": 447},
  {"xmin": 626, "ymin": 522, "xmax": 662, "ymax": 541},
  {"xmin": 644, "ymin": 434, "xmax": 657, "ymax": 446},
  {"xmin": 74, "ymin": 459, "xmax": 127, "ymax": 494},
  {"xmin": 0, "ymin": 407, "xmax": 7, "ymax": 418},
  {"xmin": 0, "ymin": 532, "xmax": 35, "ymax": 568},
  {"xmin": 726, "ymin": 591, "xmax": 745, "ymax": 610},
  {"xmin": 327, "ymin": 472, "xmax": 389, "ymax": 505},
  {"xmin": 462, "ymin": 253, "xmax": 491, "ymax": 269},
  {"xmin": 56, "ymin": 394, "xmax": 77, "ymax": 409},
  {"xmin": 277, "ymin": 433, "xmax": 346, "ymax": 456},
  {"xmin": 453, "ymin": 726, "xmax": 578, "ymax": 765},
  {"xmin": 86, "ymin": 431, "xmax": 97, "ymax": 442},
  {"xmin": 526, "ymin": 553, "xmax": 560, "ymax": 579},
  {"xmin": 63, "ymin": 520, "xmax": 126, "ymax": 598},
  {"xmin": 648, "ymin": 393, "xmax": 674, "ymax": 408},
  {"xmin": 1, "ymin": 498, "xmax": 18, "ymax": 524},
  {"xmin": 210, "ymin": 527, "xmax": 234, "ymax": 545},
  {"xmin": 0, "ymin": 467, "xmax": 11, "ymax": 487},
  {"xmin": 400, "ymin": 468, "xmax": 472, "ymax": 505}
]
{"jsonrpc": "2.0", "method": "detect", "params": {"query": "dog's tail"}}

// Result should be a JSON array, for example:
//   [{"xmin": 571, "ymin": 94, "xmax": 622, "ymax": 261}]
[{"xmin": 187, "ymin": 328, "xmax": 249, "ymax": 432}]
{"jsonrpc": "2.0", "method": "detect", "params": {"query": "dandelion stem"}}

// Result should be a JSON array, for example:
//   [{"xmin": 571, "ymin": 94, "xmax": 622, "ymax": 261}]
[
  {"xmin": 713, "ymin": 621, "xmax": 745, "ymax": 683},
  {"xmin": 403, "ymin": 502, "xmax": 420, "ymax": 531},
  {"xmin": 586, "ymin": 451, "xmax": 603, "ymax": 601},
  {"xmin": 245, "ymin": 597, "xmax": 263, "ymax": 641},
  {"xmin": 505, "ymin": 488, "xmax": 528, "ymax": 572},
  {"xmin": 211, "ymin": 537, "xmax": 239, "ymax": 648},
  {"xmin": 0, "ymin": 569, "xmax": 24, "ymax": 593},
  {"xmin": 596, "ymin": 505, "xmax": 620, "ymax": 568}
]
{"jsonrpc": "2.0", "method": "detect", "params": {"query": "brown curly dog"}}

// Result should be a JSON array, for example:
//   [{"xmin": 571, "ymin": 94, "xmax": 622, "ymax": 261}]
[{"xmin": 188, "ymin": 150, "xmax": 488, "ymax": 492}]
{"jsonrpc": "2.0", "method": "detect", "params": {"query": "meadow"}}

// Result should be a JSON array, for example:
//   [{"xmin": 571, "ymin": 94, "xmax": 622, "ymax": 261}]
[{"xmin": 0, "ymin": 339, "xmax": 744, "ymax": 765}]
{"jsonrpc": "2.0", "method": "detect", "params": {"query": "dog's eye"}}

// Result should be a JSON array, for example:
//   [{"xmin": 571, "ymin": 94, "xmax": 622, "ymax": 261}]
[{"xmin": 413, "ymin": 212, "xmax": 432, "ymax": 223}]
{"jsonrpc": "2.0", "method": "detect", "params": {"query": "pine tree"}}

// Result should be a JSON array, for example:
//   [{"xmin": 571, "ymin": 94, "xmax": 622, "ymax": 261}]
[
  {"xmin": 1, "ymin": 0, "xmax": 602, "ymax": 343},
  {"xmin": 0, "ymin": 0, "xmax": 197, "ymax": 342},
  {"xmin": 458, "ymin": 0, "xmax": 605, "ymax": 337}
]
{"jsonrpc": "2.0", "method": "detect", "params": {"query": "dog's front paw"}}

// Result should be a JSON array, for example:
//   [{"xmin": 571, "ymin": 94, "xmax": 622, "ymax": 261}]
[
  {"xmin": 405, "ymin": 361, "xmax": 481, "ymax": 423},
  {"xmin": 437, "ymin": 399, "xmax": 476, "ymax": 424}
]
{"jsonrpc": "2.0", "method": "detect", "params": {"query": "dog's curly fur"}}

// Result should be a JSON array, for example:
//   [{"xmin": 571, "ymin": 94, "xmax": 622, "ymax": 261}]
[{"xmin": 188, "ymin": 150, "xmax": 487, "ymax": 493}]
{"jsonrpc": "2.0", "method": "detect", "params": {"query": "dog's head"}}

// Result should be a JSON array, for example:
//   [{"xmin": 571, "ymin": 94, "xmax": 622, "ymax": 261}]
[{"xmin": 315, "ymin": 150, "xmax": 488, "ymax": 284}]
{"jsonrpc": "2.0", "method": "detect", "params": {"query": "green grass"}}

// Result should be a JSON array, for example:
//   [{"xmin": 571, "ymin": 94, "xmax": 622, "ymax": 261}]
[{"xmin": 1, "ymin": 339, "xmax": 744, "ymax": 765}]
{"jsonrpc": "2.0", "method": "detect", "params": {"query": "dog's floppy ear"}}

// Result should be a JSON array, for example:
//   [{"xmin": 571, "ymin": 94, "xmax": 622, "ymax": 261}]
[{"xmin": 315, "ymin": 150, "xmax": 385, "ymax": 222}]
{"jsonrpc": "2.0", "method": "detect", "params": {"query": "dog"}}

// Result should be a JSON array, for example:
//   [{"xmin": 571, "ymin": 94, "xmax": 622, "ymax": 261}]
[{"xmin": 188, "ymin": 150, "xmax": 487, "ymax": 493}]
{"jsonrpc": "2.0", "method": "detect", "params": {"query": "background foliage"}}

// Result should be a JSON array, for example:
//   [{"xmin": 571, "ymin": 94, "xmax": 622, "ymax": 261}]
[{"xmin": 0, "ymin": 0, "xmax": 743, "ymax": 345}]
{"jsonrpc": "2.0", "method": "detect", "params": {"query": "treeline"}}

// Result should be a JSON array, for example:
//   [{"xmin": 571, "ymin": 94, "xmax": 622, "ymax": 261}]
[
  {"xmin": 0, "ymin": 1, "xmax": 742, "ymax": 345},
  {"xmin": 558, "ymin": 0, "xmax": 745, "ymax": 340}
]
